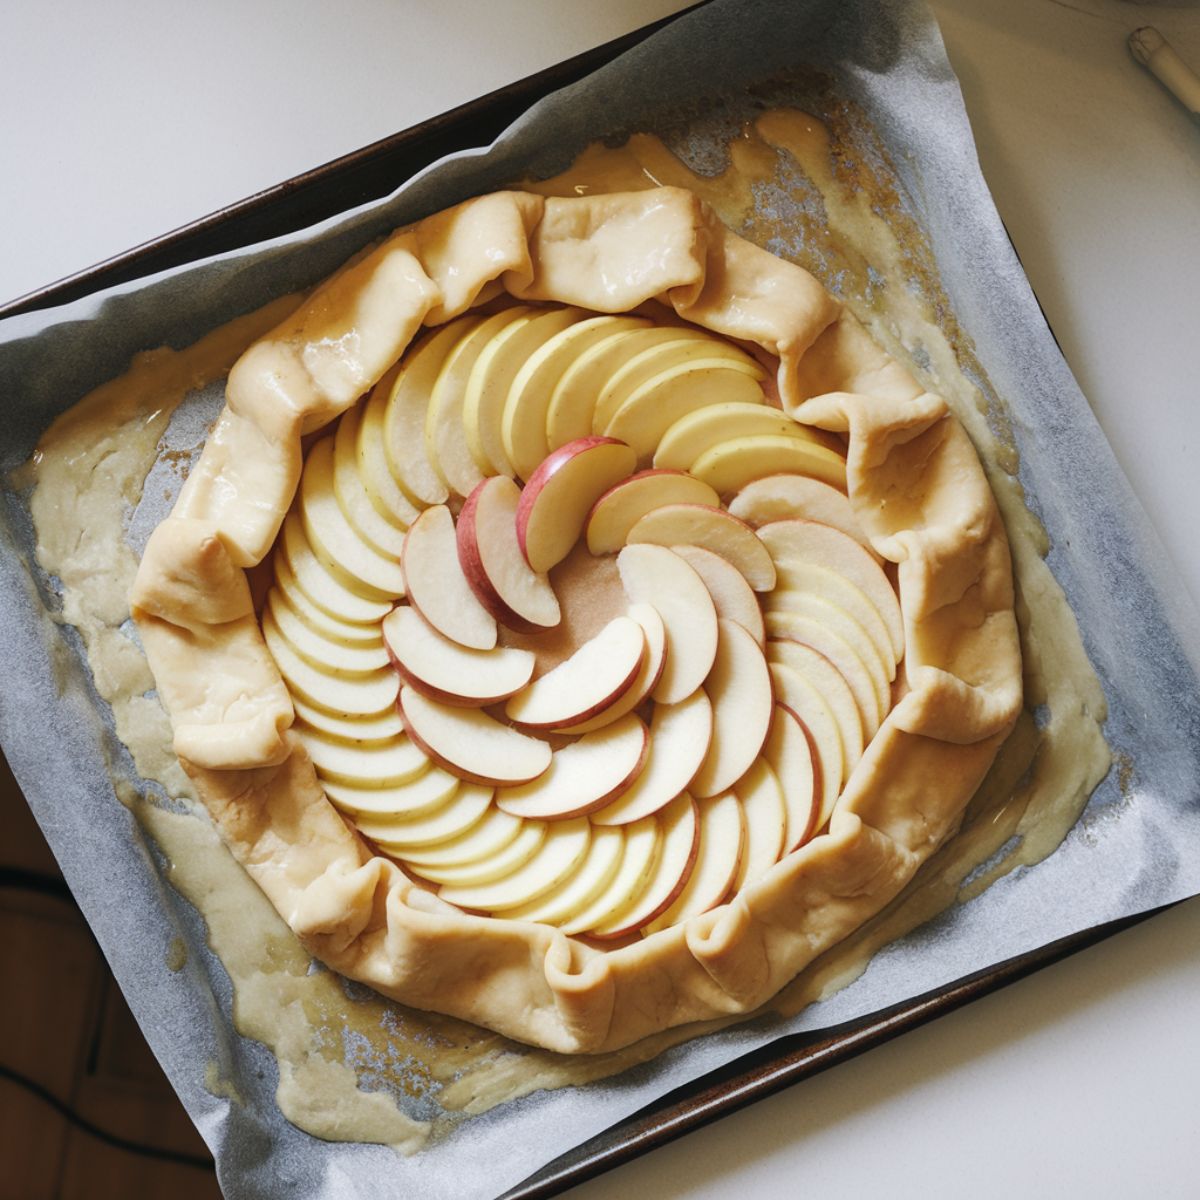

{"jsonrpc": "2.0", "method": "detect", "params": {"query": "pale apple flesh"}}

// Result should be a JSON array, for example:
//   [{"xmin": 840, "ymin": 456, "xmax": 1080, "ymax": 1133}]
[
  {"xmin": 670, "ymin": 544, "xmax": 765, "ymax": 647},
  {"xmin": 585, "ymin": 469, "xmax": 721, "ymax": 556},
  {"xmin": 355, "ymin": 782, "xmax": 494, "ymax": 852},
  {"xmin": 729, "ymin": 474, "xmax": 877, "ymax": 557},
  {"xmin": 691, "ymin": 434, "xmax": 848, "ymax": 497},
  {"xmin": 761, "ymin": 705, "xmax": 820, "ymax": 852},
  {"xmin": 731, "ymin": 758, "xmax": 787, "ymax": 893},
  {"xmin": 502, "ymin": 824, "xmax": 625, "ymax": 927},
  {"xmin": 767, "ymin": 637, "xmax": 865, "ymax": 770}
]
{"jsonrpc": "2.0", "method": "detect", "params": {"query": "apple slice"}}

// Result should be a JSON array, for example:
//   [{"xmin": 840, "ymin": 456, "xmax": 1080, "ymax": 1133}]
[
  {"xmin": 321, "ymin": 765, "xmax": 460, "ymax": 819},
  {"xmin": 515, "ymin": 437, "xmax": 637, "ymax": 572},
  {"xmin": 617, "ymin": 544, "xmax": 718, "ymax": 704},
  {"xmin": 425, "ymin": 307, "xmax": 530, "ymax": 499},
  {"xmin": 761, "ymin": 706, "xmax": 819, "ymax": 852},
  {"xmin": 457, "ymin": 475, "xmax": 561, "ymax": 632},
  {"xmin": 267, "ymin": 590, "xmax": 388, "ymax": 675},
  {"xmin": 730, "ymin": 758, "xmax": 787, "ymax": 893},
  {"xmin": 398, "ymin": 685, "xmax": 552, "ymax": 787},
  {"xmin": 381, "ymin": 605, "xmax": 534, "ymax": 707},
  {"xmin": 503, "ymin": 824, "xmax": 625, "ymax": 927},
  {"xmin": 728, "ymin": 474, "xmax": 875, "ymax": 555},
  {"xmin": 292, "ymin": 697, "xmax": 403, "ymax": 743},
  {"xmin": 273, "ymin": 551, "xmax": 381, "ymax": 646},
  {"xmin": 356, "ymin": 384, "xmax": 422, "ymax": 527},
  {"xmin": 279, "ymin": 512, "xmax": 391, "ymax": 625},
  {"xmin": 504, "ymin": 615, "xmax": 645, "ymax": 728},
  {"xmin": 691, "ymin": 434, "xmax": 848, "ymax": 496},
  {"xmin": 560, "ymin": 603, "xmax": 666, "ymax": 734},
  {"xmin": 768, "ymin": 638, "xmax": 864, "ymax": 771},
  {"xmin": 691, "ymin": 619, "xmax": 774, "ymax": 798},
  {"xmin": 355, "ymin": 782, "xmax": 493, "ymax": 851},
  {"xmin": 295, "ymin": 727, "xmax": 428, "ymax": 788},
  {"xmin": 585, "ymin": 469, "xmax": 720, "ymax": 556},
  {"xmin": 398, "ymin": 805, "xmax": 533, "ymax": 869},
  {"xmin": 502, "ymin": 315, "xmax": 648, "ymax": 482},
  {"xmin": 768, "ymin": 664, "xmax": 843, "ymax": 835},
  {"xmin": 496, "ymin": 714, "xmax": 648, "ymax": 820},
  {"xmin": 758, "ymin": 520, "xmax": 903, "ymax": 659},
  {"xmin": 559, "ymin": 819, "xmax": 659, "ymax": 935},
  {"xmin": 590, "ymin": 793, "xmax": 700, "ymax": 938},
  {"xmin": 402, "ymin": 505, "xmax": 497, "ymax": 651},
  {"xmin": 671, "ymin": 545, "xmax": 764, "ymax": 648},
  {"xmin": 653, "ymin": 402, "xmax": 839, "ymax": 471},
  {"xmin": 332, "ymin": 405, "xmax": 409, "ymax": 557},
  {"xmin": 591, "ymin": 689, "xmax": 712, "ymax": 825},
  {"xmin": 626, "ymin": 503, "xmax": 776, "ymax": 592},
  {"xmin": 643, "ymin": 791, "xmax": 744, "ymax": 933}
]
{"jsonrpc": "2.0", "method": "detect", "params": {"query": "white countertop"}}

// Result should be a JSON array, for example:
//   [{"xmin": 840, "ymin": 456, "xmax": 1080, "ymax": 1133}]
[{"xmin": 3, "ymin": 1, "xmax": 1198, "ymax": 1196}]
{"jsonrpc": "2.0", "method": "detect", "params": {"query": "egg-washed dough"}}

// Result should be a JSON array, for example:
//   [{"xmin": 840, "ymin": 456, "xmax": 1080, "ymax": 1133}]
[{"xmin": 124, "ymin": 182, "xmax": 1022, "ymax": 1054}]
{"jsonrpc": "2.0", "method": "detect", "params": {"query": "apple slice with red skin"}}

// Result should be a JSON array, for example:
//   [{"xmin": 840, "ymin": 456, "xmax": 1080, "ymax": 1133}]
[
  {"xmin": 381, "ymin": 605, "xmax": 534, "ymax": 707},
  {"xmin": 496, "ymin": 714, "xmax": 648, "ymax": 820},
  {"xmin": 402, "ymin": 505, "xmax": 497, "ymax": 651},
  {"xmin": 457, "ymin": 475, "xmax": 561, "ymax": 633},
  {"xmin": 768, "ymin": 637, "xmax": 864, "ymax": 771},
  {"xmin": 768, "ymin": 663, "xmax": 842, "ymax": 838},
  {"xmin": 398, "ymin": 685, "xmax": 551, "ymax": 787},
  {"xmin": 516, "ymin": 437, "xmax": 637, "ymax": 573},
  {"xmin": 504, "ymin": 615, "xmax": 645, "ymax": 729},
  {"xmin": 731, "ymin": 758, "xmax": 787, "ymax": 893},
  {"xmin": 762, "ymin": 705, "xmax": 820, "ymax": 852},
  {"xmin": 585, "ymin": 469, "xmax": 719, "ymax": 556}
]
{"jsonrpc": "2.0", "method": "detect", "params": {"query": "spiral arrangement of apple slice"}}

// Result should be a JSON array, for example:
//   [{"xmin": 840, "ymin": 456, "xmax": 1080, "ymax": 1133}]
[{"xmin": 261, "ymin": 305, "xmax": 904, "ymax": 939}]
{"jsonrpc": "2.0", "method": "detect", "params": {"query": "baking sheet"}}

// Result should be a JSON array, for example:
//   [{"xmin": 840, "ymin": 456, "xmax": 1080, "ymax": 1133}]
[{"xmin": 2, "ymin": 1, "xmax": 1200, "ymax": 1197}]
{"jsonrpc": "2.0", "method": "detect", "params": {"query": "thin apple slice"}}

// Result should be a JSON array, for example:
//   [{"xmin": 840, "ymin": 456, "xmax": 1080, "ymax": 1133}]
[
  {"xmin": 590, "ymin": 794, "xmax": 699, "ymax": 938},
  {"xmin": 730, "ymin": 758, "xmax": 787, "ymax": 893},
  {"xmin": 438, "ymin": 817, "xmax": 591, "ymax": 912},
  {"xmin": 267, "ymin": 590, "xmax": 388, "ymax": 675},
  {"xmin": 503, "ymin": 826, "xmax": 625, "ymax": 926},
  {"xmin": 321, "ymin": 765, "xmax": 460, "ymax": 818},
  {"xmin": 603, "ymin": 360, "xmax": 766, "ymax": 460},
  {"xmin": 463, "ymin": 307, "xmax": 585, "ymax": 477},
  {"xmin": 295, "ymin": 727, "xmax": 428, "ymax": 788},
  {"xmin": 292, "ymin": 697, "xmax": 403, "ymax": 743},
  {"xmin": 768, "ymin": 639, "xmax": 864, "ymax": 771},
  {"xmin": 399, "ymin": 806, "xmax": 534, "ymax": 869},
  {"xmin": 355, "ymin": 782, "xmax": 493, "ymax": 851},
  {"xmin": 691, "ymin": 434, "xmax": 848, "ymax": 496},
  {"xmin": 757, "ymin": 520, "xmax": 903, "ymax": 658},
  {"xmin": 279, "ymin": 512, "xmax": 391, "ymax": 625},
  {"xmin": 504, "ymin": 615, "xmax": 644, "ymax": 728},
  {"xmin": 332, "ymin": 405, "xmax": 409, "ymax": 557},
  {"xmin": 275, "ymin": 548, "xmax": 381, "ymax": 646},
  {"xmin": 411, "ymin": 818, "xmax": 543, "ymax": 887},
  {"xmin": 671, "ymin": 545, "xmax": 764, "ymax": 647},
  {"xmin": 626, "ymin": 503, "xmax": 776, "ymax": 592},
  {"xmin": 402, "ymin": 505, "xmax": 497, "ymax": 651},
  {"xmin": 382, "ymin": 319, "xmax": 480, "ymax": 505},
  {"xmin": 502, "ymin": 315, "xmax": 648, "ymax": 482},
  {"xmin": 585, "ymin": 469, "xmax": 720, "ymax": 556},
  {"xmin": 398, "ymin": 686, "xmax": 551, "ymax": 787},
  {"xmin": 425, "ymin": 308, "xmax": 531, "ymax": 498},
  {"xmin": 729, "ymin": 474, "xmax": 875, "ymax": 555},
  {"xmin": 643, "ymin": 791, "xmax": 744, "ymax": 933},
  {"xmin": 356, "ymin": 384, "xmax": 422, "ymax": 526},
  {"xmin": 591, "ymin": 689, "xmax": 712, "ymax": 825},
  {"xmin": 653, "ymin": 402, "xmax": 839, "ymax": 471},
  {"xmin": 560, "ymin": 603, "xmax": 666, "ymax": 734},
  {"xmin": 761, "ymin": 706, "xmax": 819, "ymax": 852},
  {"xmin": 768, "ymin": 664, "xmax": 842, "ymax": 835},
  {"xmin": 497, "ymin": 715, "xmax": 647, "ymax": 820},
  {"xmin": 617, "ymin": 544, "xmax": 718, "ymax": 704},
  {"xmin": 516, "ymin": 437, "xmax": 637, "ymax": 572},
  {"xmin": 457, "ymin": 475, "xmax": 561, "ymax": 633},
  {"xmin": 381, "ymin": 605, "xmax": 534, "ymax": 707},
  {"xmin": 691, "ymin": 619, "xmax": 774, "ymax": 798},
  {"xmin": 558, "ymin": 820, "xmax": 658, "ymax": 935}
]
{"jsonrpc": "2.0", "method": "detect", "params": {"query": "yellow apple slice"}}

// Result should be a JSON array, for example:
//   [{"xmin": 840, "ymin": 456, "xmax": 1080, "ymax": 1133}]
[
  {"xmin": 503, "ymin": 824, "xmax": 625, "ymax": 927},
  {"xmin": 757, "ymin": 520, "xmax": 903, "ymax": 659},
  {"xmin": 617, "ymin": 544, "xmax": 718, "ymax": 704},
  {"xmin": 398, "ymin": 805, "xmax": 533, "ymax": 869},
  {"xmin": 292, "ymin": 697, "xmax": 403, "ymax": 743},
  {"xmin": 516, "ymin": 437, "xmax": 638, "ymax": 573},
  {"xmin": 502, "ymin": 314, "xmax": 647, "ymax": 482},
  {"xmin": 267, "ymin": 590, "xmax": 388, "ymax": 675},
  {"xmin": 653, "ymin": 402, "xmax": 837, "ymax": 471},
  {"xmin": 296, "ymin": 727, "xmax": 428, "ymax": 788},
  {"xmin": 332, "ymin": 405, "xmax": 410, "ymax": 561},
  {"xmin": 558, "ymin": 820, "xmax": 658, "ymax": 935},
  {"xmin": 321, "ymin": 765, "xmax": 460, "ymax": 818},
  {"xmin": 768, "ymin": 664, "xmax": 843, "ymax": 835},
  {"xmin": 691, "ymin": 434, "xmax": 848, "ymax": 496},
  {"xmin": 401, "ymin": 505, "xmax": 497, "ymax": 652},
  {"xmin": 761, "ymin": 706, "xmax": 819, "ymax": 851},
  {"xmin": 425, "ymin": 308, "xmax": 531, "ymax": 498},
  {"xmin": 603, "ymin": 361, "xmax": 766, "ymax": 460},
  {"xmin": 591, "ymin": 689, "xmax": 712, "ymax": 825},
  {"xmin": 355, "ymin": 782, "xmax": 493, "ymax": 851},
  {"xmin": 504, "ymin": 615, "xmax": 645, "ymax": 729},
  {"xmin": 457, "ymin": 475, "xmax": 561, "ymax": 632},
  {"xmin": 728, "ymin": 474, "xmax": 874, "ymax": 555},
  {"xmin": 691, "ymin": 619, "xmax": 774, "ymax": 798},
  {"xmin": 438, "ymin": 817, "xmax": 591, "ymax": 912},
  {"xmin": 730, "ymin": 758, "xmax": 787, "ymax": 893},
  {"xmin": 356, "ymin": 384, "xmax": 422, "ymax": 527},
  {"xmin": 671, "ymin": 544, "xmax": 764, "ymax": 648},
  {"xmin": 381, "ymin": 605, "xmax": 534, "ymax": 707},
  {"xmin": 643, "ymin": 791, "xmax": 744, "ymax": 933},
  {"xmin": 274, "ymin": 549, "xmax": 381, "ymax": 646},
  {"xmin": 463, "ymin": 306, "xmax": 585, "ymax": 477},
  {"xmin": 398, "ymin": 685, "xmax": 551, "ymax": 787},
  {"xmin": 279, "ymin": 512, "xmax": 391, "ymax": 624},
  {"xmin": 585, "ymin": 469, "xmax": 720, "ymax": 556},
  {"xmin": 496, "ymin": 714, "xmax": 648, "ymax": 820},
  {"xmin": 383, "ymin": 318, "xmax": 480, "ymax": 505},
  {"xmin": 300, "ymin": 438, "xmax": 407, "ymax": 597},
  {"xmin": 768, "ymin": 639, "xmax": 865, "ymax": 770},
  {"xmin": 262, "ymin": 609, "xmax": 398, "ymax": 716},
  {"xmin": 560, "ymin": 603, "xmax": 666, "ymax": 734},
  {"xmin": 626, "ymin": 503, "xmax": 776, "ymax": 592},
  {"xmin": 590, "ymin": 794, "xmax": 699, "ymax": 938}
]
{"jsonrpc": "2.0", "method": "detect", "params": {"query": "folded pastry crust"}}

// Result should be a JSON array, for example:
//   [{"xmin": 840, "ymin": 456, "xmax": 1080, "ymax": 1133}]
[{"xmin": 129, "ymin": 187, "xmax": 1021, "ymax": 1054}]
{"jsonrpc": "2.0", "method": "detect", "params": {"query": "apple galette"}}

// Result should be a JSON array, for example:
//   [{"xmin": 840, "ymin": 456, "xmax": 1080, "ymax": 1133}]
[{"xmin": 129, "ymin": 186, "xmax": 1021, "ymax": 1053}]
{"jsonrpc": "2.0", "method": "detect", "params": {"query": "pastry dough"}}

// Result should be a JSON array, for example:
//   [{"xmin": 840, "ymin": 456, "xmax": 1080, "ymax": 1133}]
[{"xmin": 129, "ymin": 187, "xmax": 1021, "ymax": 1054}]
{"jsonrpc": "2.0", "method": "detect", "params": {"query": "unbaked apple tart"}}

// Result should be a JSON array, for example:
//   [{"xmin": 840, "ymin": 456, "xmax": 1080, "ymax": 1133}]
[{"xmin": 130, "ymin": 186, "xmax": 1021, "ymax": 1052}]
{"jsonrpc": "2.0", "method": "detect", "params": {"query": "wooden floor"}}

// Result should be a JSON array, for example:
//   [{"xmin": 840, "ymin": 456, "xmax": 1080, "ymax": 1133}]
[{"xmin": 0, "ymin": 751, "xmax": 220, "ymax": 1200}]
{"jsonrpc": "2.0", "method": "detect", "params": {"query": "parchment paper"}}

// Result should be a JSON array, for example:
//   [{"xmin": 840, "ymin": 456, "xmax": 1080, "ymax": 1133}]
[{"xmin": 2, "ymin": 1, "xmax": 1199, "ymax": 1197}]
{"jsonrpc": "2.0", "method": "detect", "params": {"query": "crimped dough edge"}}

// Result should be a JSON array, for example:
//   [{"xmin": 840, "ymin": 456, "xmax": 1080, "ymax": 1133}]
[{"xmin": 129, "ymin": 187, "xmax": 1021, "ymax": 1054}]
